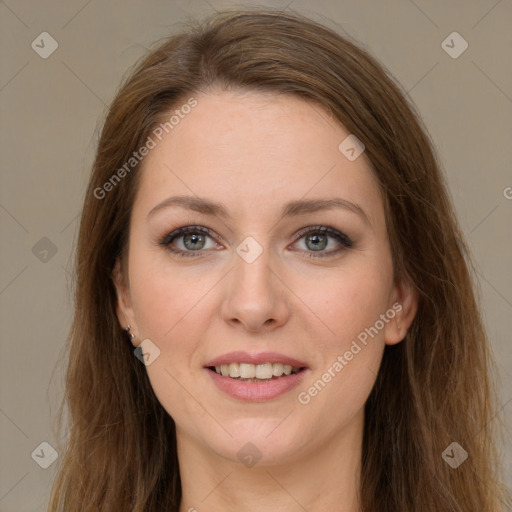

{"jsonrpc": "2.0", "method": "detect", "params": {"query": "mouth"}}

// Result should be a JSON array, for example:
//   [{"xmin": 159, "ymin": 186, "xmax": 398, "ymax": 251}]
[
  {"xmin": 207, "ymin": 362, "xmax": 306, "ymax": 382},
  {"xmin": 203, "ymin": 351, "xmax": 310, "ymax": 401}
]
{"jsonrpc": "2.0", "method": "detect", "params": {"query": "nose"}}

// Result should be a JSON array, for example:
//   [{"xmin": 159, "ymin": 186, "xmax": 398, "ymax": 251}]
[{"xmin": 221, "ymin": 244, "xmax": 290, "ymax": 334}]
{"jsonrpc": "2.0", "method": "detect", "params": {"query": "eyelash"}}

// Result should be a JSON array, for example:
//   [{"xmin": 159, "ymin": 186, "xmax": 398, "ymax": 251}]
[{"xmin": 159, "ymin": 225, "xmax": 353, "ymax": 259}]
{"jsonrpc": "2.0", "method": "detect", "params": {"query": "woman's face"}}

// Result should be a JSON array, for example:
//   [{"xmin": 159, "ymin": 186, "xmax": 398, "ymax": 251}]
[{"xmin": 115, "ymin": 89, "xmax": 416, "ymax": 466}]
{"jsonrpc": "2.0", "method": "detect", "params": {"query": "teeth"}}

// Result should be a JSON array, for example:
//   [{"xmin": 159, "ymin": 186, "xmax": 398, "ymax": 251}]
[
  {"xmin": 256, "ymin": 363, "xmax": 273, "ymax": 379},
  {"xmin": 272, "ymin": 363, "xmax": 283, "ymax": 376},
  {"xmin": 229, "ymin": 363, "xmax": 240, "ymax": 378},
  {"xmin": 240, "ymin": 363, "xmax": 256, "ymax": 378},
  {"xmin": 212, "ymin": 362, "xmax": 301, "ymax": 379}
]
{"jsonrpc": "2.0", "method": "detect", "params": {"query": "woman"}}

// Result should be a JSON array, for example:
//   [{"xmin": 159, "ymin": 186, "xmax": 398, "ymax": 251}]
[{"xmin": 48, "ymin": 8, "xmax": 510, "ymax": 512}]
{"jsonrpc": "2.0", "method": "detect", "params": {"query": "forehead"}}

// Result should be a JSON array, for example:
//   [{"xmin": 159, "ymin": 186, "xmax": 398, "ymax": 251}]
[{"xmin": 134, "ymin": 90, "xmax": 383, "ymax": 228}]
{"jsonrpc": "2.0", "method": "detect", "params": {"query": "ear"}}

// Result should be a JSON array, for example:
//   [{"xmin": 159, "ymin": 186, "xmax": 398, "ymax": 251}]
[
  {"xmin": 112, "ymin": 258, "xmax": 138, "ymax": 346},
  {"xmin": 384, "ymin": 277, "xmax": 418, "ymax": 346}
]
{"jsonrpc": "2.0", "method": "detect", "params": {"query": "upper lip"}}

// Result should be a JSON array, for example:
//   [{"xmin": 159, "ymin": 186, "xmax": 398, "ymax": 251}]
[{"xmin": 204, "ymin": 351, "xmax": 309, "ymax": 369}]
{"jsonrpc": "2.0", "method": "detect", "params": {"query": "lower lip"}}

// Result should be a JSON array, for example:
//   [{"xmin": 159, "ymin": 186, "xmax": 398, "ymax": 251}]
[{"xmin": 206, "ymin": 368, "xmax": 309, "ymax": 402}]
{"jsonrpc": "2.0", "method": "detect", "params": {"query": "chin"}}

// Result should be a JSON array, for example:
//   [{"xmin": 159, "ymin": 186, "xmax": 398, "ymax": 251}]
[{"xmin": 199, "ymin": 419, "xmax": 309, "ymax": 466}]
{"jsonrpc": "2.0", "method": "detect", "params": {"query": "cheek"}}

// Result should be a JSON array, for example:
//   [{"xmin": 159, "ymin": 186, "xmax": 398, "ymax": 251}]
[
  {"xmin": 295, "ymin": 263, "xmax": 391, "ymax": 425},
  {"xmin": 311, "ymin": 265, "xmax": 392, "ymax": 352},
  {"xmin": 127, "ymin": 252, "xmax": 212, "ymax": 427},
  {"xmin": 129, "ymin": 249, "xmax": 211, "ymax": 341}
]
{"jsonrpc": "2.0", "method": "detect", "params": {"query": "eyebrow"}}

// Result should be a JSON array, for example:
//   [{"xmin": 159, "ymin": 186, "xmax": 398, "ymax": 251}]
[{"xmin": 147, "ymin": 195, "xmax": 372, "ymax": 227}]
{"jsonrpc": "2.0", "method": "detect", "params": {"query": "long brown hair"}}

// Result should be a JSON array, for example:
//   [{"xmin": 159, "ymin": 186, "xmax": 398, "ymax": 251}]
[{"xmin": 48, "ymin": 8, "xmax": 510, "ymax": 511}]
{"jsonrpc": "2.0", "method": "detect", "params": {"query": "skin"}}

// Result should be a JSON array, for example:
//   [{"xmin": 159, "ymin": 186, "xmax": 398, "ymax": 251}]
[{"xmin": 114, "ymin": 89, "xmax": 418, "ymax": 512}]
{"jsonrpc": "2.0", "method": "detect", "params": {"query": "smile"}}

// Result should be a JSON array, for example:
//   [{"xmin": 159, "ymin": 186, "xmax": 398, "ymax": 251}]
[
  {"xmin": 210, "ymin": 362, "xmax": 302, "ymax": 380},
  {"xmin": 205, "ymin": 365, "xmax": 309, "ymax": 401}
]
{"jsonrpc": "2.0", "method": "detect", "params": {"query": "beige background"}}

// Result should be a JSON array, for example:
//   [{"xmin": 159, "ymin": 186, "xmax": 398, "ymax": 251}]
[{"xmin": 0, "ymin": 0, "xmax": 511, "ymax": 510}]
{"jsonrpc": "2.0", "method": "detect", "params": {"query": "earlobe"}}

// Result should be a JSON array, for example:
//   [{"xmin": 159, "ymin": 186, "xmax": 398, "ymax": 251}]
[
  {"xmin": 384, "ymin": 278, "xmax": 419, "ymax": 346},
  {"xmin": 112, "ymin": 258, "xmax": 138, "ymax": 340}
]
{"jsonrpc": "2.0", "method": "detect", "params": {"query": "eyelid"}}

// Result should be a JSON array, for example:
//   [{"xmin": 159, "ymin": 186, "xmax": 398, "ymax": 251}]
[
  {"xmin": 160, "ymin": 225, "xmax": 219, "ymax": 246},
  {"xmin": 160, "ymin": 224, "xmax": 353, "ymax": 257},
  {"xmin": 291, "ymin": 225, "xmax": 353, "ymax": 248}
]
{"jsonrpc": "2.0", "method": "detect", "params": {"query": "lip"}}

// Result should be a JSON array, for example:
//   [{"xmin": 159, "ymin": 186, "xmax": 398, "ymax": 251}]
[
  {"xmin": 203, "ymin": 351, "xmax": 310, "ymax": 402},
  {"xmin": 206, "ymin": 366, "xmax": 310, "ymax": 402},
  {"xmin": 204, "ymin": 351, "xmax": 309, "ymax": 369}
]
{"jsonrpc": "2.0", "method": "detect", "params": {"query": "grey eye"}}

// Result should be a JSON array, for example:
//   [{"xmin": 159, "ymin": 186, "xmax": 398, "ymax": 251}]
[
  {"xmin": 305, "ymin": 233, "xmax": 328, "ymax": 251},
  {"xmin": 182, "ymin": 233, "xmax": 206, "ymax": 250}
]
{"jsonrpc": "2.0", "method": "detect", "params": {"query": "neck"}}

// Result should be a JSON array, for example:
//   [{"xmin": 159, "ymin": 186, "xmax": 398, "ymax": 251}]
[{"xmin": 177, "ymin": 410, "xmax": 364, "ymax": 512}]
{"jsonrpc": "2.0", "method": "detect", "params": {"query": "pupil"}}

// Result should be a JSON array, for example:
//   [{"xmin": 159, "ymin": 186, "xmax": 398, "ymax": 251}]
[
  {"xmin": 306, "ymin": 234, "xmax": 327, "ymax": 251},
  {"xmin": 184, "ymin": 233, "xmax": 204, "ymax": 250}
]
